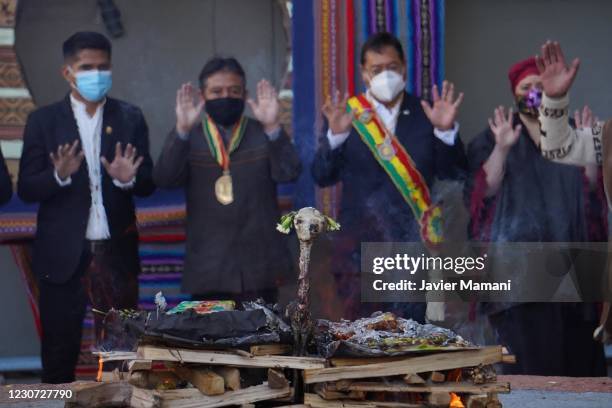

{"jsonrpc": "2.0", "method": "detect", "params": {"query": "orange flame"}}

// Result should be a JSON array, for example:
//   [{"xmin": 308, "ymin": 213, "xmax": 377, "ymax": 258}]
[
  {"xmin": 449, "ymin": 393, "xmax": 465, "ymax": 408},
  {"xmin": 96, "ymin": 357, "xmax": 104, "ymax": 382}
]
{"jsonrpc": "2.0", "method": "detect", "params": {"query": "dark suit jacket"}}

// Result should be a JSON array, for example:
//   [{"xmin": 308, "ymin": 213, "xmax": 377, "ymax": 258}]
[
  {"xmin": 18, "ymin": 94, "xmax": 155, "ymax": 283},
  {"xmin": 0, "ymin": 148, "xmax": 12, "ymax": 205},
  {"xmin": 312, "ymin": 91, "xmax": 467, "ymax": 243},
  {"xmin": 153, "ymin": 119, "xmax": 301, "ymax": 295}
]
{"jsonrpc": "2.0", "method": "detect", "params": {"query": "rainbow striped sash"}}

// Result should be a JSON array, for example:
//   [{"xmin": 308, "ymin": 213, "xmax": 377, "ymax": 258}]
[
  {"xmin": 348, "ymin": 94, "xmax": 443, "ymax": 246},
  {"xmin": 202, "ymin": 115, "xmax": 247, "ymax": 170}
]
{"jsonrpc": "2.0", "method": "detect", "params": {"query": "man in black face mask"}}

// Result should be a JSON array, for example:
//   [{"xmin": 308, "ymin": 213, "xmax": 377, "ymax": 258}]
[{"xmin": 154, "ymin": 57, "xmax": 301, "ymax": 303}]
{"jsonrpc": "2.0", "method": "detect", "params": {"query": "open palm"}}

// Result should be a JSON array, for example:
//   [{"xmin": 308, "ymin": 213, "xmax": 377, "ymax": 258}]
[
  {"xmin": 175, "ymin": 82, "xmax": 204, "ymax": 134},
  {"xmin": 421, "ymin": 81, "xmax": 463, "ymax": 130},
  {"xmin": 247, "ymin": 79, "xmax": 280, "ymax": 130},
  {"xmin": 322, "ymin": 90, "xmax": 353, "ymax": 134},
  {"xmin": 489, "ymin": 106, "xmax": 521, "ymax": 150},
  {"xmin": 536, "ymin": 41, "xmax": 580, "ymax": 98}
]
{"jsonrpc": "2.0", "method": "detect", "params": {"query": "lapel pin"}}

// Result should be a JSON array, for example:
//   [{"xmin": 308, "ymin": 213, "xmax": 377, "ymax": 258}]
[
  {"xmin": 402, "ymin": 109, "xmax": 410, "ymax": 116},
  {"xmin": 105, "ymin": 126, "xmax": 113, "ymax": 135}
]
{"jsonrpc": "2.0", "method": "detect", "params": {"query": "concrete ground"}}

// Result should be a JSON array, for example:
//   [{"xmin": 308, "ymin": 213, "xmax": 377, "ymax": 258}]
[{"xmin": 498, "ymin": 375, "xmax": 612, "ymax": 407}]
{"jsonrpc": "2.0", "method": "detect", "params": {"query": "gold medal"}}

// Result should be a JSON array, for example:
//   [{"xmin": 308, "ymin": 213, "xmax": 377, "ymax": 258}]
[
  {"xmin": 377, "ymin": 140, "xmax": 396, "ymax": 161},
  {"xmin": 358, "ymin": 109, "xmax": 373, "ymax": 124},
  {"xmin": 215, "ymin": 170, "xmax": 234, "ymax": 205},
  {"xmin": 203, "ymin": 116, "xmax": 247, "ymax": 206}
]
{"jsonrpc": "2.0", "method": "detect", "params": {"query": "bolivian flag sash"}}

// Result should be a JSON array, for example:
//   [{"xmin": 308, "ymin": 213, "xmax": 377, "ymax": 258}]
[
  {"xmin": 347, "ymin": 94, "xmax": 443, "ymax": 245},
  {"xmin": 202, "ymin": 115, "xmax": 247, "ymax": 170}
]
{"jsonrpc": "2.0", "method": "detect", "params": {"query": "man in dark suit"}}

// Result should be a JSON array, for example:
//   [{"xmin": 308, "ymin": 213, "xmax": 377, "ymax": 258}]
[
  {"xmin": 0, "ymin": 148, "xmax": 12, "ymax": 205},
  {"xmin": 18, "ymin": 31, "xmax": 155, "ymax": 383},
  {"xmin": 154, "ymin": 58, "xmax": 301, "ymax": 303},
  {"xmin": 312, "ymin": 32, "xmax": 467, "ymax": 321}
]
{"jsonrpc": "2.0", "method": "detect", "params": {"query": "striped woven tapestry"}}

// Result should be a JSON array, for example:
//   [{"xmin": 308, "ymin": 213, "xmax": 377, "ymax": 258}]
[{"xmin": 292, "ymin": 0, "xmax": 445, "ymax": 214}]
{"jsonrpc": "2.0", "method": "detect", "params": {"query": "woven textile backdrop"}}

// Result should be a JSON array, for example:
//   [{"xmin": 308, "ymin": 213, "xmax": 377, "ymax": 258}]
[{"xmin": 292, "ymin": 0, "xmax": 445, "ymax": 215}]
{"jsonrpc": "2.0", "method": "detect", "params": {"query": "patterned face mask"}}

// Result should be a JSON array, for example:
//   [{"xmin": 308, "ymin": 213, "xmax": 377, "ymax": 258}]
[{"xmin": 516, "ymin": 87, "xmax": 542, "ymax": 118}]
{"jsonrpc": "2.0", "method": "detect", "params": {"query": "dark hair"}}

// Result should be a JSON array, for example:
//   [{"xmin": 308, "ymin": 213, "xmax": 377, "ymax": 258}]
[
  {"xmin": 63, "ymin": 31, "xmax": 112, "ymax": 61},
  {"xmin": 198, "ymin": 57, "xmax": 246, "ymax": 89},
  {"xmin": 360, "ymin": 32, "xmax": 405, "ymax": 65}
]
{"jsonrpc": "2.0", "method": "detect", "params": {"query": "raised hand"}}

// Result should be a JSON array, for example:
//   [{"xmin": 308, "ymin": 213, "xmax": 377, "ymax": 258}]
[
  {"xmin": 535, "ymin": 41, "xmax": 580, "ymax": 98},
  {"xmin": 574, "ymin": 105, "xmax": 597, "ymax": 130},
  {"xmin": 247, "ymin": 79, "xmax": 280, "ymax": 133},
  {"xmin": 175, "ymin": 82, "xmax": 205, "ymax": 134},
  {"xmin": 101, "ymin": 142, "xmax": 144, "ymax": 184},
  {"xmin": 50, "ymin": 139, "xmax": 84, "ymax": 180},
  {"xmin": 322, "ymin": 90, "xmax": 353, "ymax": 135},
  {"xmin": 421, "ymin": 80, "xmax": 464, "ymax": 131},
  {"xmin": 488, "ymin": 106, "xmax": 521, "ymax": 151}
]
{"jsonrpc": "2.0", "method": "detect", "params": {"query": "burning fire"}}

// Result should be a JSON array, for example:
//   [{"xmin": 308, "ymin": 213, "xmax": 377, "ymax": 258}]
[
  {"xmin": 96, "ymin": 356, "xmax": 104, "ymax": 382},
  {"xmin": 449, "ymin": 392, "xmax": 465, "ymax": 408}
]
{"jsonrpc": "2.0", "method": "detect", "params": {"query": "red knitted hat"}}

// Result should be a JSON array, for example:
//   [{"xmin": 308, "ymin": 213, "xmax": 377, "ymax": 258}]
[{"xmin": 508, "ymin": 57, "xmax": 539, "ymax": 93}]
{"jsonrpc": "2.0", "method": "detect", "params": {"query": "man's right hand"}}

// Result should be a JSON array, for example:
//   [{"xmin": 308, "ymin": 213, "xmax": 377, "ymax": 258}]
[
  {"xmin": 322, "ymin": 90, "xmax": 353, "ymax": 135},
  {"xmin": 176, "ymin": 82, "xmax": 205, "ymax": 135},
  {"xmin": 489, "ymin": 106, "xmax": 521, "ymax": 151},
  {"xmin": 50, "ymin": 139, "xmax": 84, "ymax": 180},
  {"xmin": 536, "ymin": 41, "xmax": 580, "ymax": 98}
]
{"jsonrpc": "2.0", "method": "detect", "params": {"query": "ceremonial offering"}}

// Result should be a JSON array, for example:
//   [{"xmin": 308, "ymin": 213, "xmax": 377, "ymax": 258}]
[{"xmin": 316, "ymin": 312, "xmax": 473, "ymax": 358}]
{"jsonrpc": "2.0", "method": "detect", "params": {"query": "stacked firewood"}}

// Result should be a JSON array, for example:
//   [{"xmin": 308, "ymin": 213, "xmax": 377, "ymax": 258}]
[
  {"xmin": 95, "ymin": 343, "xmax": 323, "ymax": 408},
  {"xmin": 301, "ymin": 346, "xmax": 514, "ymax": 408}
]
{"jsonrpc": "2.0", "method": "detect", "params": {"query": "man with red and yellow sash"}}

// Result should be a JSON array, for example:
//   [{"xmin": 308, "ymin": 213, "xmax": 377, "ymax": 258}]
[{"xmin": 312, "ymin": 32, "xmax": 467, "ymax": 321}]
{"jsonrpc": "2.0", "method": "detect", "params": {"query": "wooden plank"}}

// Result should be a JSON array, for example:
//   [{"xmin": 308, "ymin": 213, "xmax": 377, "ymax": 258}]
[
  {"xmin": 428, "ymin": 372, "xmax": 445, "ymax": 383},
  {"xmin": 71, "ymin": 381, "xmax": 132, "ymax": 407},
  {"xmin": 502, "ymin": 354, "xmax": 516, "ymax": 364},
  {"xmin": 129, "ymin": 359, "xmax": 153, "ymax": 372},
  {"xmin": 304, "ymin": 393, "xmax": 424, "ymax": 408},
  {"xmin": 131, "ymin": 383, "xmax": 290, "ymax": 408},
  {"xmin": 403, "ymin": 373, "xmax": 425, "ymax": 385},
  {"xmin": 274, "ymin": 405, "xmax": 309, "ymax": 408},
  {"xmin": 213, "ymin": 367, "xmax": 241, "ymax": 391},
  {"xmin": 328, "ymin": 380, "xmax": 510, "ymax": 394},
  {"xmin": 249, "ymin": 344, "xmax": 292, "ymax": 356},
  {"xmin": 93, "ymin": 351, "xmax": 138, "ymax": 362},
  {"xmin": 268, "ymin": 368, "xmax": 289, "ymax": 389},
  {"xmin": 304, "ymin": 347, "xmax": 503, "ymax": 384},
  {"xmin": 427, "ymin": 392, "xmax": 451, "ymax": 407},
  {"xmin": 138, "ymin": 345, "xmax": 325, "ymax": 370},
  {"xmin": 329, "ymin": 348, "xmax": 481, "ymax": 367},
  {"xmin": 465, "ymin": 394, "xmax": 488, "ymax": 408},
  {"xmin": 174, "ymin": 367, "xmax": 225, "ymax": 396}
]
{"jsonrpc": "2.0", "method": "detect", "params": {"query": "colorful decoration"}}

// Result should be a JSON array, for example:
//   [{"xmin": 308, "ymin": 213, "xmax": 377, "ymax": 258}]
[{"xmin": 167, "ymin": 300, "xmax": 236, "ymax": 315}]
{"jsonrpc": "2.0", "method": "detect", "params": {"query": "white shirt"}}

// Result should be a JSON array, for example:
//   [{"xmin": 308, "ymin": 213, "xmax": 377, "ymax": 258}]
[
  {"xmin": 327, "ymin": 91, "xmax": 459, "ymax": 149},
  {"xmin": 54, "ymin": 95, "xmax": 134, "ymax": 240}
]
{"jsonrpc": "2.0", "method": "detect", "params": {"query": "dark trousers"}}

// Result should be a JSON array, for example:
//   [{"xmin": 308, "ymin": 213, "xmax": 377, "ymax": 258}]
[
  {"xmin": 489, "ymin": 303, "xmax": 606, "ymax": 377},
  {"xmin": 39, "ymin": 240, "xmax": 139, "ymax": 384}
]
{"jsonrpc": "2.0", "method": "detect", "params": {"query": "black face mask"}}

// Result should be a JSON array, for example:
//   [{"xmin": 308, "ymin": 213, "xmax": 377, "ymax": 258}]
[{"xmin": 205, "ymin": 97, "xmax": 245, "ymax": 127}]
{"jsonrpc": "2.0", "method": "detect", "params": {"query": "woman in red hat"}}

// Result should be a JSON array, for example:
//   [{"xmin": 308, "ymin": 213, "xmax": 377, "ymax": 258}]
[{"xmin": 464, "ymin": 57, "xmax": 607, "ymax": 376}]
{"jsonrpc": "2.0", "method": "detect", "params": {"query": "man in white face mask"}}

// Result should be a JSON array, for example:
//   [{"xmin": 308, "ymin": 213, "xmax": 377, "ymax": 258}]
[{"xmin": 312, "ymin": 32, "xmax": 467, "ymax": 322}]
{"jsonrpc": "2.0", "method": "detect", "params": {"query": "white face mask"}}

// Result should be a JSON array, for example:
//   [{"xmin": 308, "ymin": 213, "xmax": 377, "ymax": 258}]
[{"xmin": 368, "ymin": 70, "xmax": 405, "ymax": 102}]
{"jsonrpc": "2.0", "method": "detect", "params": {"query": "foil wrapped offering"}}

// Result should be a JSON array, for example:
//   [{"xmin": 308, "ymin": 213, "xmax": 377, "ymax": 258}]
[
  {"xmin": 316, "ymin": 312, "xmax": 476, "ymax": 358},
  {"xmin": 102, "ymin": 299, "xmax": 291, "ymax": 351}
]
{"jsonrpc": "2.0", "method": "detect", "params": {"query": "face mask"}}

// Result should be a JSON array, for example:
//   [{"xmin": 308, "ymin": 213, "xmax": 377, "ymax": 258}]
[
  {"xmin": 205, "ymin": 97, "xmax": 245, "ymax": 127},
  {"xmin": 368, "ymin": 70, "xmax": 406, "ymax": 102},
  {"xmin": 73, "ymin": 70, "xmax": 112, "ymax": 102},
  {"xmin": 516, "ymin": 87, "xmax": 542, "ymax": 118}
]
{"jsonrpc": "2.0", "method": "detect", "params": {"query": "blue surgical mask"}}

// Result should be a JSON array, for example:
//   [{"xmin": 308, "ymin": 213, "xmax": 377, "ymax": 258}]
[{"xmin": 73, "ymin": 70, "xmax": 112, "ymax": 102}]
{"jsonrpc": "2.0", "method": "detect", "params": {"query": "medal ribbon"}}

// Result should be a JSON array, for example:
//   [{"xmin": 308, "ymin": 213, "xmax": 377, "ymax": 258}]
[
  {"xmin": 347, "ymin": 94, "xmax": 443, "ymax": 246},
  {"xmin": 202, "ymin": 115, "xmax": 247, "ymax": 171}
]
